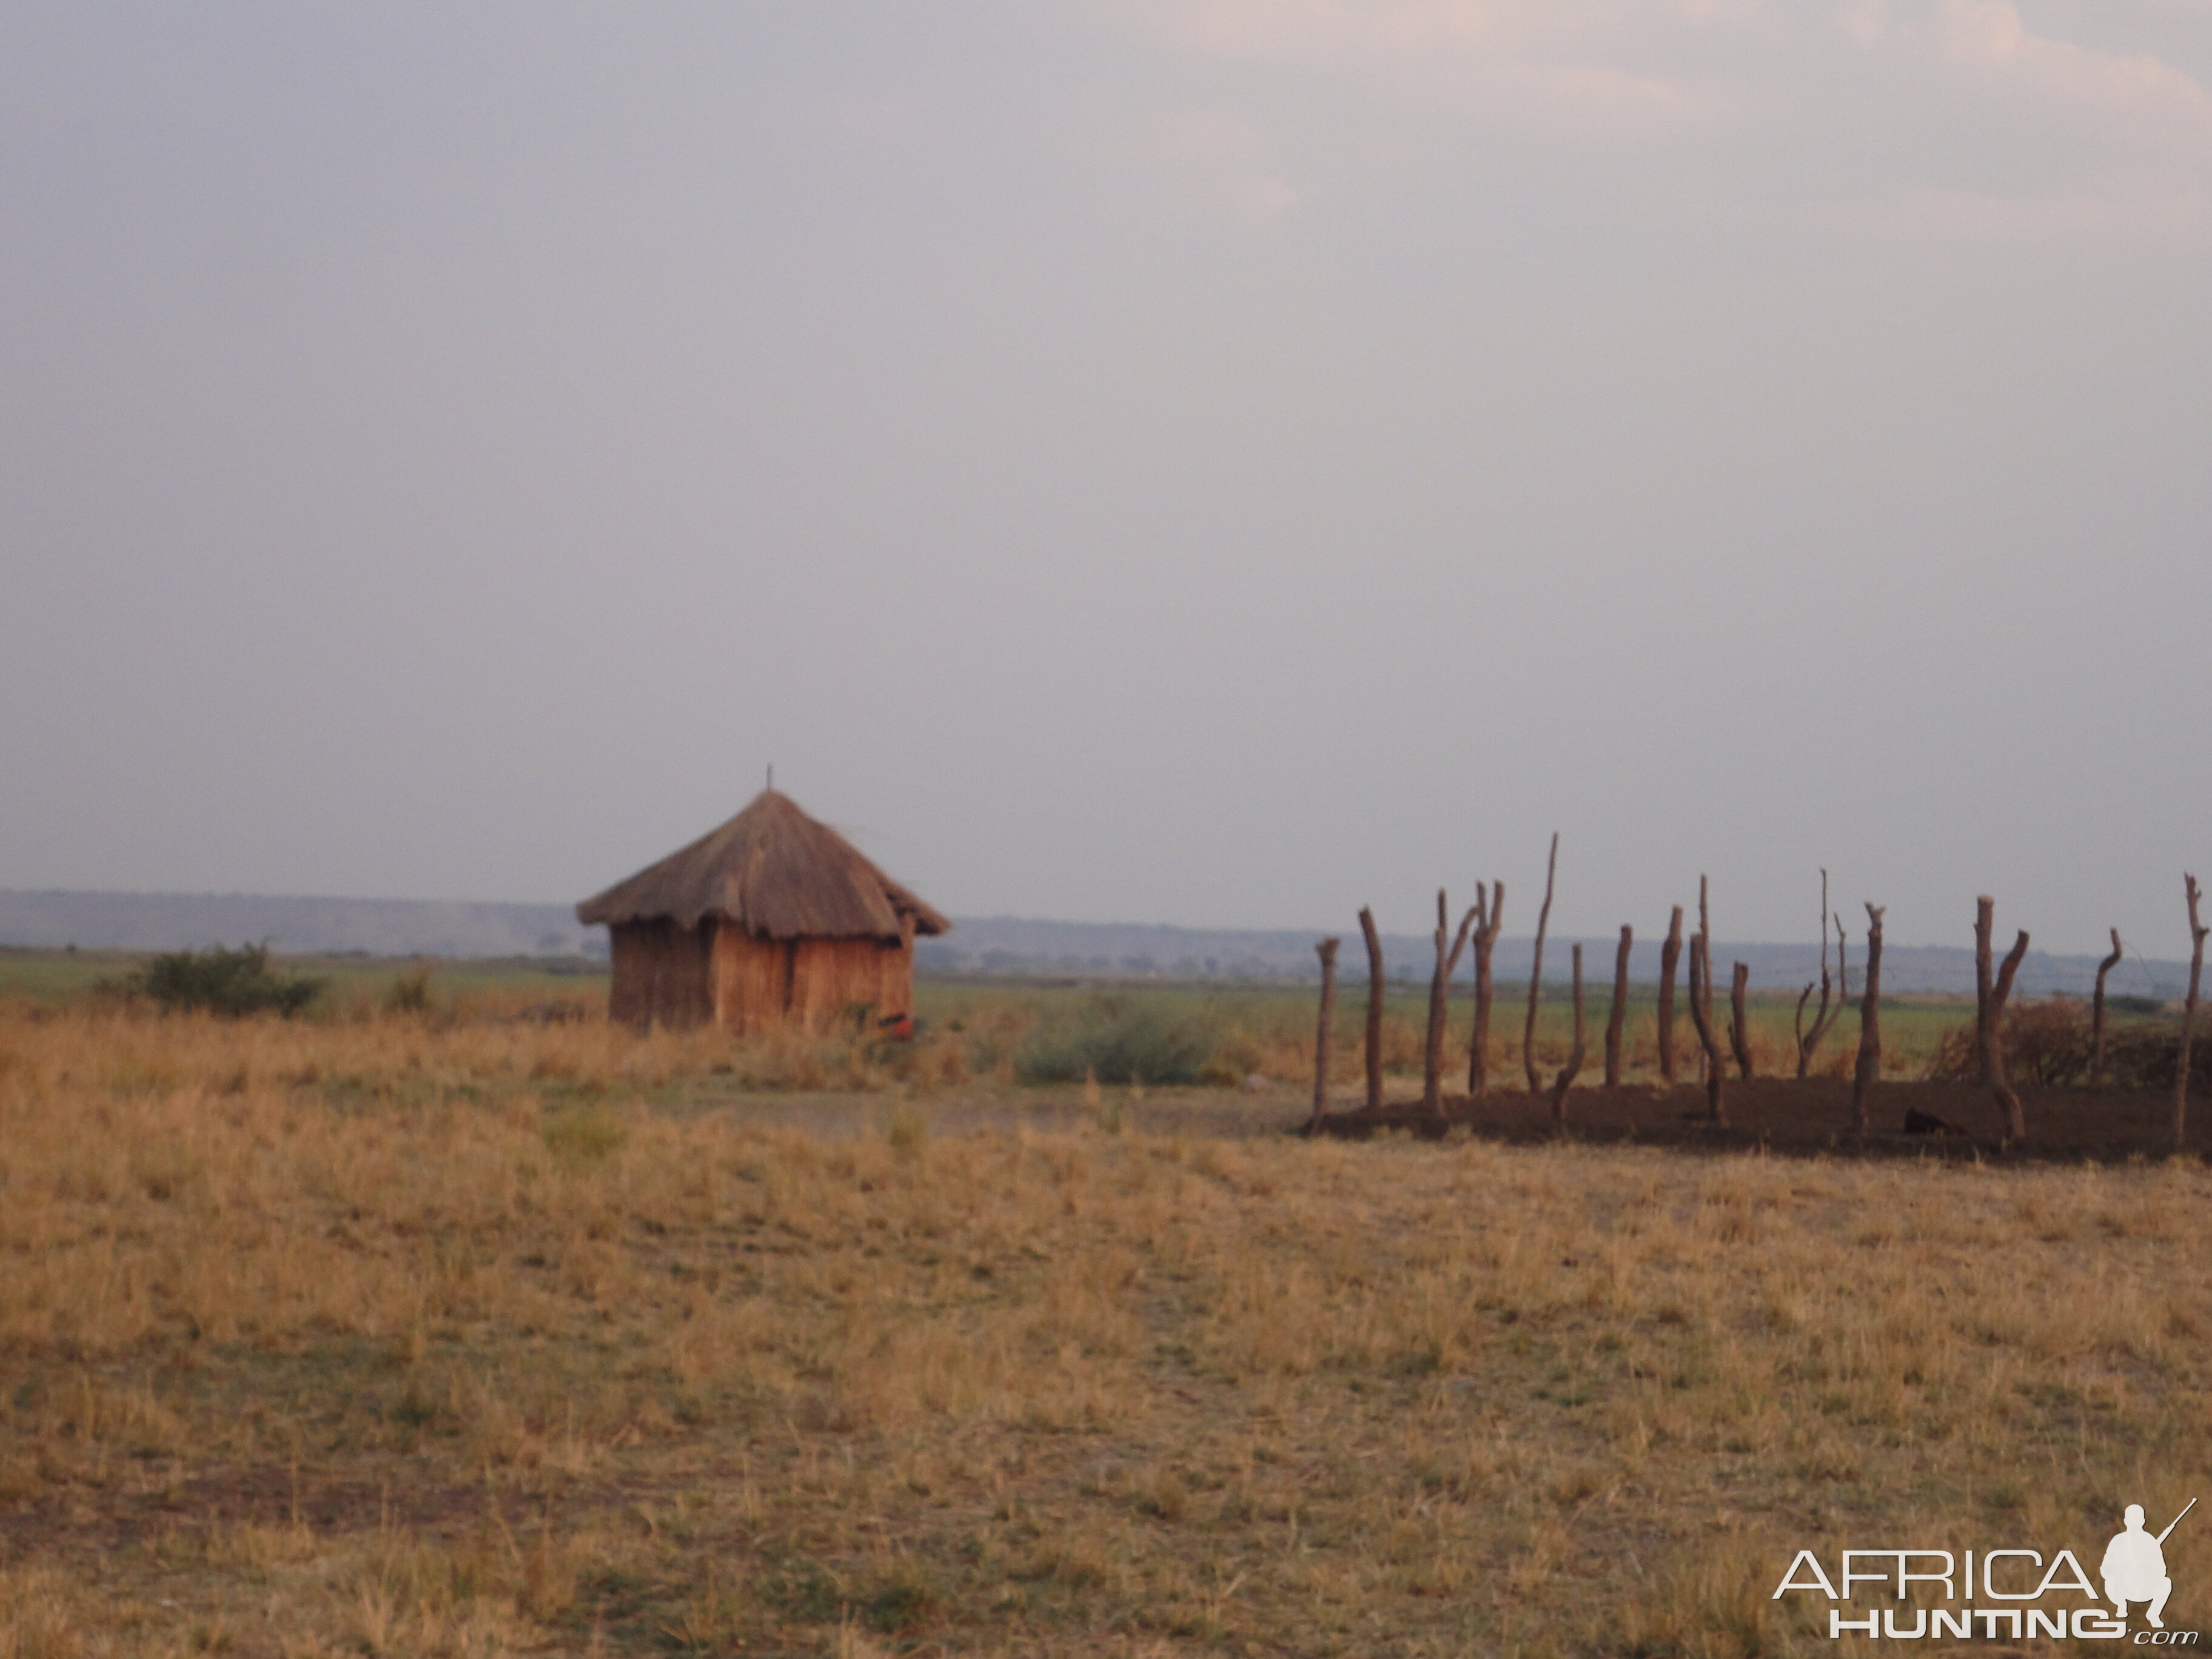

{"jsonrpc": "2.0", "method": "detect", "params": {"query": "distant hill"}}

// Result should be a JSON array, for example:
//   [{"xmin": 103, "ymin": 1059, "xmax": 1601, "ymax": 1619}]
[
  {"xmin": 0, "ymin": 891, "xmax": 2191, "ymax": 1000},
  {"xmin": 0, "ymin": 890, "xmax": 601, "ymax": 960},
  {"xmin": 918, "ymin": 916, "xmax": 2188, "ymax": 1000}
]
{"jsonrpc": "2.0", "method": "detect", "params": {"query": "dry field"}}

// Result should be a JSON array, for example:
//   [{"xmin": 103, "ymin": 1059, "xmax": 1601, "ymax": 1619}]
[{"xmin": 2, "ymin": 1002, "xmax": 2209, "ymax": 1657}]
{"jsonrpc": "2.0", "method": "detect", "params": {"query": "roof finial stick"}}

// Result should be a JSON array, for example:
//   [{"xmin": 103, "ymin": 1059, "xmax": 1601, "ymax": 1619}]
[{"xmin": 767, "ymin": 763, "xmax": 774, "ymax": 791}]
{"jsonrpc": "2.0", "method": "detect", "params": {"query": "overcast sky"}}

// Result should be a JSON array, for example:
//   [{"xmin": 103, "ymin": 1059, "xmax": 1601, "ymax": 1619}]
[{"xmin": 3, "ymin": 1, "xmax": 2208, "ymax": 956}]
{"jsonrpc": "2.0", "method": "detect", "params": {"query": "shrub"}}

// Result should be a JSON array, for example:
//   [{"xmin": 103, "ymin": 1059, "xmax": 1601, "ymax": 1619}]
[
  {"xmin": 2103, "ymin": 1022, "xmax": 2212, "ymax": 1093},
  {"xmin": 2002, "ymin": 999, "xmax": 2094, "ymax": 1085},
  {"xmin": 127, "ymin": 944, "xmax": 323, "ymax": 1019},
  {"xmin": 1017, "ymin": 995, "xmax": 1217, "ymax": 1087},
  {"xmin": 1928, "ymin": 999, "xmax": 2212, "ymax": 1090},
  {"xmin": 383, "ymin": 964, "xmax": 435, "ymax": 1015}
]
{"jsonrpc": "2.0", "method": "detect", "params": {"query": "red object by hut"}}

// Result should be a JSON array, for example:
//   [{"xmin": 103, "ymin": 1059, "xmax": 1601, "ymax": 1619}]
[{"xmin": 577, "ymin": 790, "xmax": 948, "ymax": 1033}]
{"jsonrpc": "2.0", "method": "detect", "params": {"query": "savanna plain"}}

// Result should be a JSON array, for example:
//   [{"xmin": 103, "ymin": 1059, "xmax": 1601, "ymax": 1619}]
[{"xmin": 1, "ymin": 959, "xmax": 2207, "ymax": 1657}]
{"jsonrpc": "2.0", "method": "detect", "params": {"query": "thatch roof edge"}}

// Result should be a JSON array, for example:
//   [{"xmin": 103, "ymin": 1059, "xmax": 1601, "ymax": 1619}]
[{"xmin": 575, "ymin": 791, "xmax": 949, "ymax": 941}]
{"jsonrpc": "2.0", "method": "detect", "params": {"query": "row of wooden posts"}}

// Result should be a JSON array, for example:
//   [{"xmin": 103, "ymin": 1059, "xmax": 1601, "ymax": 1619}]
[{"xmin": 1307, "ymin": 845, "xmax": 2211, "ymax": 1149}]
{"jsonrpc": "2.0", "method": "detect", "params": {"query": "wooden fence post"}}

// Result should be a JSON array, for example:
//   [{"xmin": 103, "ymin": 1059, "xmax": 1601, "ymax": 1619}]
[
  {"xmin": 1310, "ymin": 937, "xmax": 1340, "ymax": 1129},
  {"xmin": 2178, "ymin": 874, "xmax": 2207, "ymax": 1153},
  {"xmin": 1467, "ymin": 882, "xmax": 1503, "ymax": 1097},
  {"xmin": 1853, "ymin": 904, "xmax": 1885, "ymax": 1133},
  {"xmin": 2092, "ymin": 927, "xmax": 2124, "ymax": 1084},
  {"xmin": 1423, "ymin": 891, "xmax": 1477, "ymax": 1115},
  {"xmin": 1975, "ymin": 896, "xmax": 2029, "ymax": 1139},
  {"xmin": 1657, "ymin": 907, "xmax": 1683, "ymax": 1084},
  {"xmin": 1604, "ymin": 925, "xmax": 1632, "ymax": 1086},
  {"xmin": 1974, "ymin": 896, "xmax": 1996, "ymax": 1083},
  {"xmin": 1794, "ymin": 872, "xmax": 1843, "ymax": 1078},
  {"xmin": 1699, "ymin": 877, "xmax": 1726, "ymax": 1118},
  {"xmin": 1729, "ymin": 962, "xmax": 1754, "ymax": 1079},
  {"xmin": 1359, "ymin": 907, "xmax": 1385, "ymax": 1113},
  {"xmin": 1550, "ymin": 944, "xmax": 1587, "ymax": 1123},
  {"xmin": 1524, "ymin": 833, "xmax": 1558, "ymax": 1094},
  {"xmin": 1986, "ymin": 915, "xmax": 2030, "ymax": 1142},
  {"xmin": 1687, "ymin": 935, "xmax": 1728, "ymax": 1124}
]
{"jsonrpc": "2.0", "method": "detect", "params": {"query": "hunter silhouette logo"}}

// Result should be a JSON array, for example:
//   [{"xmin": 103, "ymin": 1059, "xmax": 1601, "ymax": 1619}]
[
  {"xmin": 1774, "ymin": 1497, "xmax": 2198, "ymax": 1641},
  {"xmin": 2105, "ymin": 1500, "xmax": 2193, "ymax": 1631}
]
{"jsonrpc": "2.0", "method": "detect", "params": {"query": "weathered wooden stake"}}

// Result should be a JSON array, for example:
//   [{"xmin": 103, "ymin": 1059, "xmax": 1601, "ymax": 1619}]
[
  {"xmin": 1550, "ymin": 944, "xmax": 1587, "ymax": 1123},
  {"xmin": 1423, "ymin": 891, "xmax": 1478, "ymax": 1114},
  {"xmin": 1310, "ymin": 937, "xmax": 1340, "ymax": 1129},
  {"xmin": 2178, "ymin": 874, "xmax": 2207, "ymax": 1153},
  {"xmin": 1729, "ymin": 962, "xmax": 1754, "ymax": 1079},
  {"xmin": 1698, "ymin": 879, "xmax": 1711, "ymax": 993},
  {"xmin": 1359, "ymin": 907, "xmax": 1385, "ymax": 1113},
  {"xmin": 1524, "ymin": 833, "xmax": 1558, "ymax": 1094},
  {"xmin": 1604, "ymin": 925, "xmax": 1632, "ymax": 1086},
  {"xmin": 1467, "ymin": 882, "xmax": 1504, "ymax": 1097},
  {"xmin": 1973, "ymin": 896, "xmax": 1996, "ymax": 1082},
  {"xmin": 2092, "ymin": 927, "xmax": 2124, "ymax": 1084},
  {"xmin": 1657, "ymin": 907, "xmax": 1683, "ymax": 1084},
  {"xmin": 1698, "ymin": 877, "xmax": 1726, "ymax": 1118},
  {"xmin": 1794, "ymin": 872, "xmax": 1845, "ymax": 1079},
  {"xmin": 1992, "ymin": 937, "xmax": 2029, "ymax": 1139},
  {"xmin": 1686, "ymin": 934, "xmax": 1728, "ymax": 1124},
  {"xmin": 1853, "ymin": 904, "xmax": 1885, "ymax": 1133},
  {"xmin": 1976, "ymin": 896, "xmax": 2030, "ymax": 1140}
]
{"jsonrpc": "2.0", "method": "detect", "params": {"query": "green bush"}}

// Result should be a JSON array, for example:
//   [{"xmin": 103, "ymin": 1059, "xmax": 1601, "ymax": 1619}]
[
  {"xmin": 1017, "ymin": 995, "xmax": 1216, "ymax": 1087},
  {"xmin": 128, "ymin": 944, "xmax": 323, "ymax": 1019}
]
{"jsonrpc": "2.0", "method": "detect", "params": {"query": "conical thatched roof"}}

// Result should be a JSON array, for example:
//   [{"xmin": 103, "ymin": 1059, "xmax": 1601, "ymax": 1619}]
[{"xmin": 575, "ymin": 791, "xmax": 950, "ymax": 940}]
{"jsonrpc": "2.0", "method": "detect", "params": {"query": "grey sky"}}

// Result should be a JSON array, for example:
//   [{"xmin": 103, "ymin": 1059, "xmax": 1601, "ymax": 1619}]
[{"xmin": 3, "ymin": 1, "xmax": 2208, "ymax": 957}]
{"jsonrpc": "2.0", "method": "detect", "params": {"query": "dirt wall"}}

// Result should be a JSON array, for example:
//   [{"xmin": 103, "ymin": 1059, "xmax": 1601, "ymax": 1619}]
[
  {"xmin": 708, "ymin": 922, "xmax": 914, "ymax": 1035},
  {"xmin": 608, "ymin": 919, "xmax": 714, "ymax": 1029},
  {"xmin": 1308, "ymin": 1078, "xmax": 2212, "ymax": 1161}
]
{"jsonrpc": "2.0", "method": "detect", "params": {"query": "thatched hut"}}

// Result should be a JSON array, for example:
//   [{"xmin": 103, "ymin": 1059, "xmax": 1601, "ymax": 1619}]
[{"xmin": 576, "ymin": 790, "xmax": 949, "ymax": 1033}]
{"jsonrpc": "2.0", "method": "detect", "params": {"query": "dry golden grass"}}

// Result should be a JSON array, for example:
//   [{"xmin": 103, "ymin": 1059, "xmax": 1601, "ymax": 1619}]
[{"xmin": 1, "ymin": 1002, "xmax": 2207, "ymax": 1655}]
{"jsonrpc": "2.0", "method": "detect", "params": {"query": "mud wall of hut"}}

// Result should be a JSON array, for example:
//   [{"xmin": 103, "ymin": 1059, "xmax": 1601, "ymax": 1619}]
[
  {"xmin": 707, "ymin": 922, "xmax": 915, "ymax": 1036},
  {"xmin": 607, "ymin": 919, "xmax": 715, "ymax": 1028},
  {"xmin": 612, "ymin": 919, "xmax": 915, "ymax": 1034}
]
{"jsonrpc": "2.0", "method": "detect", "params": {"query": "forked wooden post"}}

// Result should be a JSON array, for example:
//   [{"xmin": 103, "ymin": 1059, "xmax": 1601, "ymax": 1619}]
[
  {"xmin": 1524, "ymin": 833, "xmax": 1558, "ymax": 1094},
  {"xmin": 1310, "ymin": 937, "xmax": 1340, "ymax": 1129},
  {"xmin": 1423, "ymin": 891, "xmax": 1477, "ymax": 1115},
  {"xmin": 1656, "ymin": 905, "xmax": 1683, "ymax": 1084},
  {"xmin": 1853, "ymin": 904, "xmax": 1885, "ymax": 1134},
  {"xmin": 2092, "ymin": 927, "xmax": 2124, "ymax": 1084},
  {"xmin": 1604, "ymin": 925, "xmax": 1632, "ymax": 1086},
  {"xmin": 1359, "ymin": 907, "xmax": 1386, "ymax": 1113},
  {"xmin": 1794, "ymin": 872, "xmax": 1843, "ymax": 1079},
  {"xmin": 1467, "ymin": 882, "xmax": 1504, "ymax": 1097},
  {"xmin": 2177, "ymin": 874, "xmax": 2207, "ymax": 1153},
  {"xmin": 1550, "ymin": 944, "xmax": 1587, "ymax": 1124}
]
